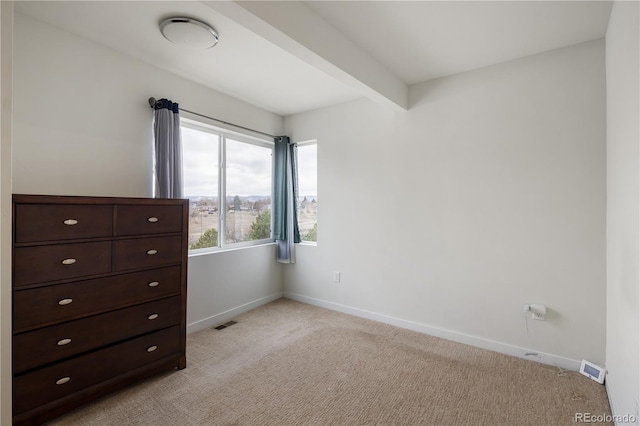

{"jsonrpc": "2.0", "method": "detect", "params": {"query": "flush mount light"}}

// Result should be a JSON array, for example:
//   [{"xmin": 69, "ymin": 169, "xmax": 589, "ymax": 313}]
[{"xmin": 159, "ymin": 17, "xmax": 219, "ymax": 49}]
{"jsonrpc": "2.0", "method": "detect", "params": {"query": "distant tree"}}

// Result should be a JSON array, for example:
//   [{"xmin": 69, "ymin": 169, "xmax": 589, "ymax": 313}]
[
  {"xmin": 190, "ymin": 228, "xmax": 218, "ymax": 250},
  {"xmin": 303, "ymin": 223, "xmax": 317, "ymax": 242},
  {"xmin": 233, "ymin": 195, "xmax": 241, "ymax": 211},
  {"xmin": 300, "ymin": 196, "xmax": 309, "ymax": 209},
  {"xmin": 248, "ymin": 210, "xmax": 271, "ymax": 240},
  {"xmin": 253, "ymin": 197, "xmax": 271, "ymax": 212}
]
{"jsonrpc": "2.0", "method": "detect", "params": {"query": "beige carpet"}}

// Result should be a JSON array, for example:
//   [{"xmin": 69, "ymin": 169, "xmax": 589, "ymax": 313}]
[{"xmin": 48, "ymin": 298, "xmax": 612, "ymax": 425}]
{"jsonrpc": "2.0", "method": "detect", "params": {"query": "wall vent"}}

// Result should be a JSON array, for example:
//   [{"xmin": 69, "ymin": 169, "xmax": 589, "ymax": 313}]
[{"xmin": 213, "ymin": 320, "xmax": 238, "ymax": 330}]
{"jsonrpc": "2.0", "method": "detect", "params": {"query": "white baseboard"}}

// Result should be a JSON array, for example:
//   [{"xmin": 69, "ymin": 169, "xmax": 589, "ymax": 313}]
[
  {"xmin": 605, "ymin": 377, "xmax": 640, "ymax": 426},
  {"xmin": 605, "ymin": 378, "xmax": 619, "ymax": 425},
  {"xmin": 187, "ymin": 292, "xmax": 283, "ymax": 334},
  {"xmin": 284, "ymin": 291, "xmax": 581, "ymax": 371}
]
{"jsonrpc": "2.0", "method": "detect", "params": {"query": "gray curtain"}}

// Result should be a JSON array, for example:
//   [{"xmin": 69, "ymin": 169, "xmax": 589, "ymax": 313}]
[
  {"xmin": 273, "ymin": 136, "xmax": 300, "ymax": 263},
  {"xmin": 153, "ymin": 98, "xmax": 183, "ymax": 199}
]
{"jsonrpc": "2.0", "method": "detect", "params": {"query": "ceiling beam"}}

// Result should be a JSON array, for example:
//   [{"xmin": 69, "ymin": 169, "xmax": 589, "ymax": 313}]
[{"xmin": 204, "ymin": 1, "xmax": 408, "ymax": 112}]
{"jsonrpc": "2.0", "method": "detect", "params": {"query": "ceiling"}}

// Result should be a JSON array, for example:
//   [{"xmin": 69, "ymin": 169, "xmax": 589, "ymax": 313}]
[
  {"xmin": 306, "ymin": 1, "xmax": 613, "ymax": 85},
  {"xmin": 15, "ymin": 1, "xmax": 613, "ymax": 116}
]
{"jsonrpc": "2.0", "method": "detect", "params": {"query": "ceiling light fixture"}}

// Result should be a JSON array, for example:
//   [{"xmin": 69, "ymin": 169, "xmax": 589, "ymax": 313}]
[{"xmin": 159, "ymin": 17, "xmax": 219, "ymax": 49}]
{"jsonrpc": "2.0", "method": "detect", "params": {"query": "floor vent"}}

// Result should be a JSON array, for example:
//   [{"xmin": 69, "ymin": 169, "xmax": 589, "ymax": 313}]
[{"xmin": 214, "ymin": 320, "xmax": 238, "ymax": 330}]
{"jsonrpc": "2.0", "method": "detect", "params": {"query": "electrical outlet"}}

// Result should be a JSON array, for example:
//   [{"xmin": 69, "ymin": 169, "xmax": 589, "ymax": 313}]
[
  {"xmin": 532, "ymin": 311, "xmax": 545, "ymax": 321},
  {"xmin": 522, "ymin": 304, "xmax": 547, "ymax": 320},
  {"xmin": 530, "ymin": 304, "xmax": 547, "ymax": 321},
  {"xmin": 333, "ymin": 271, "xmax": 340, "ymax": 283}
]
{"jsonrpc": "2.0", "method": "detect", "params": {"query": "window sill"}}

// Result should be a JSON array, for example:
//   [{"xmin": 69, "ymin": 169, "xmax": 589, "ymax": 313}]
[{"xmin": 188, "ymin": 241, "xmax": 276, "ymax": 258}]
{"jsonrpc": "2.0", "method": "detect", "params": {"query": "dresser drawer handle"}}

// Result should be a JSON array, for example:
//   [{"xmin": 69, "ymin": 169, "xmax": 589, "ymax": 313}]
[
  {"xmin": 147, "ymin": 345, "xmax": 158, "ymax": 353},
  {"xmin": 63, "ymin": 219, "xmax": 78, "ymax": 226},
  {"xmin": 57, "ymin": 338, "xmax": 72, "ymax": 346},
  {"xmin": 147, "ymin": 313, "xmax": 159, "ymax": 320},
  {"xmin": 147, "ymin": 217, "xmax": 159, "ymax": 223},
  {"xmin": 61, "ymin": 258, "xmax": 77, "ymax": 265},
  {"xmin": 148, "ymin": 281, "xmax": 159, "ymax": 287},
  {"xmin": 56, "ymin": 377, "xmax": 71, "ymax": 385},
  {"xmin": 58, "ymin": 298, "xmax": 73, "ymax": 306},
  {"xmin": 146, "ymin": 249, "xmax": 158, "ymax": 255}
]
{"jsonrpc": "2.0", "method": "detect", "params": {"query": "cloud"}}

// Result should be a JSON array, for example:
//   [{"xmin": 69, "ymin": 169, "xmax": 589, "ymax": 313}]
[
  {"xmin": 297, "ymin": 144, "xmax": 317, "ymax": 197},
  {"xmin": 182, "ymin": 127, "xmax": 317, "ymax": 200},
  {"xmin": 226, "ymin": 140, "xmax": 272, "ymax": 196},
  {"xmin": 182, "ymin": 127, "xmax": 219, "ymax": 197},
  {"xmin": 183, "ymin": 129, "xmax": 272, "ymax": 197}
]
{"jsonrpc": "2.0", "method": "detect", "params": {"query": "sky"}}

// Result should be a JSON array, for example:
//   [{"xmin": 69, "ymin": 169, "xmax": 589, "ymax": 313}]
[
  {"xmin": 182, "ymin": 126, "xmax": 317, "ymax": 199},
  {"xmin": 226, "ymin": 138, "xmax": 271, "ymax": 197},
  {"xmin": 182, "ymin": 126, "xmax": 219, "ymax": 197},
  {"xmin": 297, "ymin": 143, "xmax": 317, "ymax": 198}
]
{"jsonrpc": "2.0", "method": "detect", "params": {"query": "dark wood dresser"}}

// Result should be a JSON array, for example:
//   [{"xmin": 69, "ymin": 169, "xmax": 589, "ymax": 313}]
[{"xmin": 12, "ymin": 194, "xmax": 188, "ymax": 425}]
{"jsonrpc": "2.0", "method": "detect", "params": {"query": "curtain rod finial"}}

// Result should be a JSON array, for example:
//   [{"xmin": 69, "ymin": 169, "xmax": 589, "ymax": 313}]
[{"xmin": 148, "ymin": 97, "xmax": 157, "ymax": 109}]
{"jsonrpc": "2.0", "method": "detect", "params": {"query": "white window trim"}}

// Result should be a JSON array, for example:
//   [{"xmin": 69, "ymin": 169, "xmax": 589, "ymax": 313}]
[{"xmin": 181, "ymin": 115, "xmax": 275, "ymax": 254}]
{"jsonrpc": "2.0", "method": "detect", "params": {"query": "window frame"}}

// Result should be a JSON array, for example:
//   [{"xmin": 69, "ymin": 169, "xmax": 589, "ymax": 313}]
[
  {"xmin": 181, "ymin": 116, "xmax": 275, "ymax": 254},
  {"xmin": 295, "ymin": 139, "xmax": 318, "ymax": 245}
]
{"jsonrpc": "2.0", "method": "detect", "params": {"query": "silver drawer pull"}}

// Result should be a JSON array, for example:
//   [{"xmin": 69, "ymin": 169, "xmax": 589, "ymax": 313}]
[
  {"xmin": 148, "ymin": 281, "xmax": 159, "ymax": 287},
  {"xmin": 146, "ymin": 249, "xmax": 158, "ymax": 255},
  {"xmin": 147, "ymin": 345, "xmax": 158, "ymax": 353},
  {"xmin": 147, "ymin": 217, "xmax": 159, "ymax": 223},
  {"xmin": 57, "ymin": 338, "xmax": 72, "ymax": 346},
  {"xmin": 56, "ymin": 377, "xmax": 71, "ymax": 385},
  {"xmin": 63, "ymin": 219, "xmax": 78, "ymax": 226},
  {"xmin": 61, "ymin": 258, "xmax": 77, "ymax": 265},
  {"xmin": 58, "ymin": 298, "xmax": 73, "ymax": 306},
  {"xmin": 147, "ymin": 313, "xmax": 159, "ymax": 320}
]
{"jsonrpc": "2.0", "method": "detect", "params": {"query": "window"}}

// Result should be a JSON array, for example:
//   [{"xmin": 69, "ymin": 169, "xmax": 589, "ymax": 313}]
[
  {"xmin": 296, "ymin": 141, "xmax": 317, "ymax": 243},
  {"xmin": 181, "ymin": 118, "xmax": 273, "ymax": 252},
  {"xmin": 225, "ymin": 138, "xmax": 273, "ymax": 244}
]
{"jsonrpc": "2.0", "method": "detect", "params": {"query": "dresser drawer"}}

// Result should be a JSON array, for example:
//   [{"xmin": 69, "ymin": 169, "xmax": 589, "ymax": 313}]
[
  {"xmin": 115, "ymin": 205, "xmax": 183, "ymax": 236},
  {"xmin": 13, "ymin": 326, "xmax": 181, "ymax": 415},
  {"xmin": 14, "ymin": 204, "xmax": 112, "ymax": 243},
  {"xmin": 14, "ymin": 241, "xmax": 111, "ymax": 287},
  {"xmin": 14, "ymin": 266, "xmax": 182, "ymax": 332},
  {"xmin": 14, "ymin": 296, "xmax": 181, "ymax": 374},
  {"xmin": 113, "ymin": 236, "xmax": 182, "ymax": 271}
]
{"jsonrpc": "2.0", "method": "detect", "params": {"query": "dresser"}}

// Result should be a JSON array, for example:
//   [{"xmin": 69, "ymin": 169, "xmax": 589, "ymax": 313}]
[{"xmin": 12, "ymin": 194, "xmax": 188, "ymax": 425}]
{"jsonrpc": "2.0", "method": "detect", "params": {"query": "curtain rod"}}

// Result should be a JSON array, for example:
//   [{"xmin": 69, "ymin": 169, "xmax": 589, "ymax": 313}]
[{"xmin": 148, "ymin": 97, "xmax": 278, "ymax": 139}]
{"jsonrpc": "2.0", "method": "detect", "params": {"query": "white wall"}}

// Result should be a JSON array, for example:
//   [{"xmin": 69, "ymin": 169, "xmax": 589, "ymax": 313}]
[
  {"xmin": 13, "ymin": 13, "xmax": 283, "ymax": 197},
  {"xmin": 605, "ymin": 1, "xmax": 640, "ymax": 422},
  {"xmin": 284, "ymin": 40, "xmax": 606, "ymax": 368},
  {"xmin": 187, "ymin": 245, "xmax": 283, "ymax": 333},
  {"xmin": 12, "ymin": 13, "xmax": 284, "ymax": 334},
  {"xmin": 0, "ymin": 2, "xmax": 13, "ymax": 423}
]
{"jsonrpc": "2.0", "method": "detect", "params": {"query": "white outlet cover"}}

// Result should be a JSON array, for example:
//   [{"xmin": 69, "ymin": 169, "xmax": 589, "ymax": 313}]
[{"xmin": 530, "ymin": 304, "xmax": 547, "ymax": 321}]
